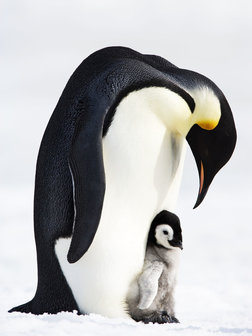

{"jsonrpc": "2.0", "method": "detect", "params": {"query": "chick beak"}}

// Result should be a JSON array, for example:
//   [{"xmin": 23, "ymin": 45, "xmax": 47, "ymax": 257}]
[{"xmin": 169, "ymin": 240, "xmax": 183, "ymax": 250}]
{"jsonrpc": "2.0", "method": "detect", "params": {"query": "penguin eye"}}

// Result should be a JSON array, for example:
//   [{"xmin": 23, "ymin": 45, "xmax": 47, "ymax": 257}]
[{"xmin": 163, "ymin": 230, "xmax": 168, "ymax": 235}]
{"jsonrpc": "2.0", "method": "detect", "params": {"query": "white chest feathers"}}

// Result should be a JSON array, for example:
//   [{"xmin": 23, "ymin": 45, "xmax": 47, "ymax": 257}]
[{"xmin": 55, "ymin": 87, "xmax": 186, "ymax": 318}]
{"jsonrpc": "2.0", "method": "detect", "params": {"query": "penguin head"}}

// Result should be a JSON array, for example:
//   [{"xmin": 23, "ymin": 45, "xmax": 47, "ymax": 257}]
[
  {"xmin": 185, "ymin": 85, "xmax": 237, "ymax": 208},
  {"xmin": 154, "ymin": 67, "xmax": 237, "ymax": 208},
  {"xmin": 148, "ymin": 210, "xmax": 183, "ymax": 250},
  {"xmin": 155, "ymin": 224, "xmax": 183, "ymax": 250}
]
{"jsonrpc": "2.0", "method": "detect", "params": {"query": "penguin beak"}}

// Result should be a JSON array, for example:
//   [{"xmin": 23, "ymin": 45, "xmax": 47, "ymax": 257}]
[
  {"xmin": 194, "ymin": 160, "xmax": 208, "ymax": 209},
  {"xmin": 186, "ymin": 96, "xmax": 236, "ymax": 208},
  {"xmin": 169, "ymin": 240, "xmax": 183, "ymax": 250}
]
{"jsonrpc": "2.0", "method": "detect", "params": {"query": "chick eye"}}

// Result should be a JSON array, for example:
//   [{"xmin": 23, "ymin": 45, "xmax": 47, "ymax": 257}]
[{"xmin": 163, "ymin": 230, "xmax": 168, "ymax": 235}]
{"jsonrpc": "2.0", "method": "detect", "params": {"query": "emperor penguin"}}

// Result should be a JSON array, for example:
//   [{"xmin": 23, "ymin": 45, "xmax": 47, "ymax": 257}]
[
  {"xmin": 127, "ymin": 210, "xmax": 183, "ymax": 324},
  {"xmin": 9, "ymin": 47, "xmax": 236, "ymax": 318}
]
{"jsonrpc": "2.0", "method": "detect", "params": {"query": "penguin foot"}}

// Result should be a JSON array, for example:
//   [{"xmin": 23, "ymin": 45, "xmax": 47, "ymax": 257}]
[
  {"xmin": 170, "ymin": 315, "xmax": 180, "ymax": 323},
  {"xmin": 160, "ymin": 311, "xmax": 180, "ymax": 323},
  {"xmin": 141, "ymin": 311, "xmax": 179, "ymax": 324}
]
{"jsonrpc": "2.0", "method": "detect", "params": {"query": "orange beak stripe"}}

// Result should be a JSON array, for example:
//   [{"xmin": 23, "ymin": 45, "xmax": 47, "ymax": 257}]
[{"xmin": 200, "ymin": 161, "xmax": 204, "ymax": 194}]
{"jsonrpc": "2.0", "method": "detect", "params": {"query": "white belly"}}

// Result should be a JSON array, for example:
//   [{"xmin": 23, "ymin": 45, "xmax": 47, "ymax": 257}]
[{"xmin": 55, "ymin": 89, "xmax": 186, "ymax": 318}]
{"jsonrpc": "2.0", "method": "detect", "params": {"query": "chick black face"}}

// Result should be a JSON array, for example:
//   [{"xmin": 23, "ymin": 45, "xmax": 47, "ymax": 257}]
[{"xmin": 148, "ymin": 210, "xmax": 183, "ymax": 250}]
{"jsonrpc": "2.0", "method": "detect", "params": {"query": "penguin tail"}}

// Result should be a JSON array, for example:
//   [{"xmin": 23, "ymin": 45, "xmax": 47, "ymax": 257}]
[{"xmin": 9, "ymin": 301, "xmax": 33, "ymax": 314}]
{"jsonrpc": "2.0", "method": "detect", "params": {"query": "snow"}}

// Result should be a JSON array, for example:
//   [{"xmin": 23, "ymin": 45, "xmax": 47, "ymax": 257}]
[
  {"xmin": 1, "ymin": 0, "xmax": 252, "ymax": 335},
  {"xmin": 2, "ymin": 186, "xmax": 252, "ymax": 336}
]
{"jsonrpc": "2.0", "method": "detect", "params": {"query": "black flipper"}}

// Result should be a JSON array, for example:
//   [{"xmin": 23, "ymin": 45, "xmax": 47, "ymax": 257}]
[
  {"xmin": 67, "ymin": 113, "xmax": 105, "ymax": 263},
  {"xmin": 64, "ymin": 52, "xmax": 195, "ymax": 264}
]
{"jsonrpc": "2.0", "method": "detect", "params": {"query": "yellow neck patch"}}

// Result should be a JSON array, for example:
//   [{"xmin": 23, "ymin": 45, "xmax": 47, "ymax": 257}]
[
  {"xmin": 188, "ymin": 87, "xmax": 221, "ymax": 132},
  {"xmin": 197, "ymin": 119, "xmax": 219, "ymax": 131}
]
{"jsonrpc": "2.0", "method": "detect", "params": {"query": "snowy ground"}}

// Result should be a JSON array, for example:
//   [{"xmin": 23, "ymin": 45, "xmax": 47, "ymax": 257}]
[
  {"xmin": 1, "ymin": 185, "xmax": 252, "ymax": 336},
  {"xmin": 1, "ymin": 0, "xmax": 252, "ymax": 335}
]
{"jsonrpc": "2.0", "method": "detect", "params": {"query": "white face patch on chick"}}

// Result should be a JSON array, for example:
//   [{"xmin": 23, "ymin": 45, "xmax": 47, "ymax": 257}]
[{"xmin": 155, "ymin": 224, "xmax": 175, "ymax": 249}]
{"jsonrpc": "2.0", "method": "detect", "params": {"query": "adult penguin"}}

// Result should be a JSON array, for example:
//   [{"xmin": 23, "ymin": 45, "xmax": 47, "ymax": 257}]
[{"xmin": 9, "ymin": 47, "xmax": 236, "ymax": 318}]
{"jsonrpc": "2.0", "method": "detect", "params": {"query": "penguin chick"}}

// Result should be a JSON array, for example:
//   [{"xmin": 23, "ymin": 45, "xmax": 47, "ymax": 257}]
[{"xmin": 126, "ymin": 210, "xmax": 183, "ymax": 324}]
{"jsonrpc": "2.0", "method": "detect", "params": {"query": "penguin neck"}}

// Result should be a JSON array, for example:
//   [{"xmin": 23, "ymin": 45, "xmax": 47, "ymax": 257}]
[
  {"xmin": 124, "ymin": 86, "xmax": 221, "ymax": 136},
  {"xmin": 153, "ymin": 244, "xmax": 180, "ymax": 266},
  {"xmin": 126, "ymin": 87, "xmax": 192, "ymax": 136}
]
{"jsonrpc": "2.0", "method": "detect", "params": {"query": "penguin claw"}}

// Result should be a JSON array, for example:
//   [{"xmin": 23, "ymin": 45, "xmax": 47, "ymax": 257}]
[
  {"xmin": 141, "ymin": 311, "xmax": 179, "ymax": 324},
  {"xmin": 170, "ymin": 316, "xmax": 180, "ymax": 323}
]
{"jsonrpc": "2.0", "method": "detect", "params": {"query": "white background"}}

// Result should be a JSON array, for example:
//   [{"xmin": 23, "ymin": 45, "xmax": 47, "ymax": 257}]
[{"xmin": 1, "ymin": 1, "xmax": 252, "ymax": 335}]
